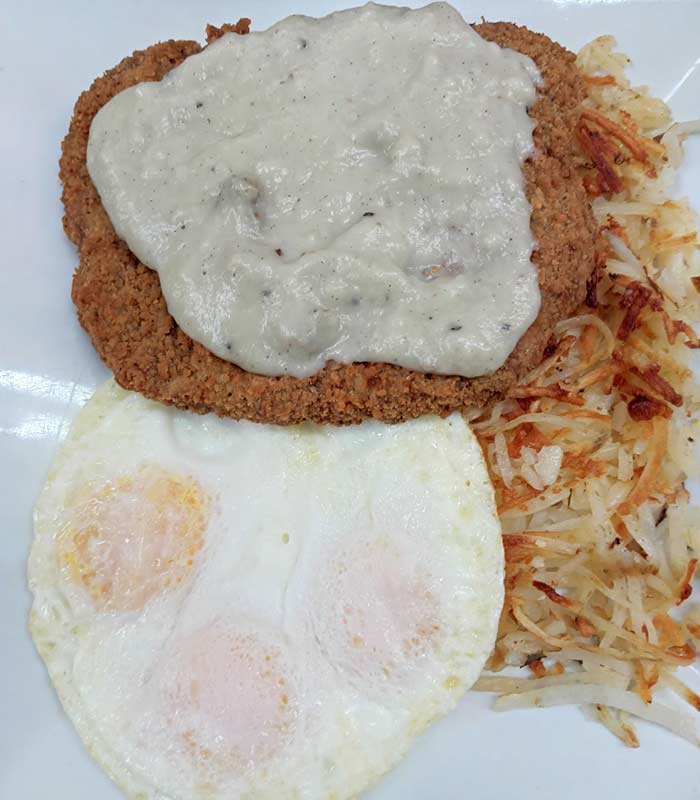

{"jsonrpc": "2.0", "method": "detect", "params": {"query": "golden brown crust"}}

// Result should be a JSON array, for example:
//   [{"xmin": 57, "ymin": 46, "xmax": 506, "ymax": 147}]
[{"xmin": 61, "ymin": 19, "xmax": 598, "ymax": 425}]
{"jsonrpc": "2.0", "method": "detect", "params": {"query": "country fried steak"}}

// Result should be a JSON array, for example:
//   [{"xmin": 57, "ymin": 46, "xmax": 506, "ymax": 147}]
[{"xmin": 60, "ymin": 18, "xmax": 598, "ymax": 425}]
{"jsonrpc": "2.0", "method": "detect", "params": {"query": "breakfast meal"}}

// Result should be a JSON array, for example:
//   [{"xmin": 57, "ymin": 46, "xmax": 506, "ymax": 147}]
[
  {"xmin": 61, "ymin": 4, "xmax": 597, "ymax": 424},
  {"xmin": 29, "ymin": 2, "xmax": 700, "ymax": 799}
]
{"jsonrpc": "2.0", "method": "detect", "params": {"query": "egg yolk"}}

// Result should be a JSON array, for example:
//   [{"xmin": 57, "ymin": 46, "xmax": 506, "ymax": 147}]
[
  {"xmin": 58, "ymin": 465, "xmax": 208, "ymax": 612},
  {"xmin": 318, "ymin": 538, "xmax": 440, "ymax": 680},
  {"xmin": 166, "ymin": 623, "xmax": 296, "ymax": 771}
]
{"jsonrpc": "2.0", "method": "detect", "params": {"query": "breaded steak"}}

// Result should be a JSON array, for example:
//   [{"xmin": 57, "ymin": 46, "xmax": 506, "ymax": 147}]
[{"xmin": 61, "ymin": 19, "xmax": 598, "ymax": 425}]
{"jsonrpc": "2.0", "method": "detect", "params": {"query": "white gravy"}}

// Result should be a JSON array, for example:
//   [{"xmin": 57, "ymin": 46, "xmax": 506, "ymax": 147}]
[{"xmin": 87, "ymin": 2, "xmax": 541, "ymax": 378}]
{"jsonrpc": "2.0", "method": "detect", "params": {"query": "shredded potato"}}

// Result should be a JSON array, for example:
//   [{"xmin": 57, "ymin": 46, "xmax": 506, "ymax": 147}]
[
  {"xmin": 475, "ymin": 36, "xmax": 700, "ymax": 747},
  {"xmin": 494, "ymin": 685, "xmax": 699, "ymax": 746}
]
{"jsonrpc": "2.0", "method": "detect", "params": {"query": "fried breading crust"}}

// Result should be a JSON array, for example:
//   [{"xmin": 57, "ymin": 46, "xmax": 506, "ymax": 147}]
[{"xmin": 61, "ymin": 19, "xmax": 598, "ymax": 425}]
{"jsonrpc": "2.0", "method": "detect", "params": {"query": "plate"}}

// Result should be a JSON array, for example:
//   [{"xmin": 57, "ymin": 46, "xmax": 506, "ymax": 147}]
[{"xmin": 2, "ymin": 1, "xmax": 698, "ymax": 798}]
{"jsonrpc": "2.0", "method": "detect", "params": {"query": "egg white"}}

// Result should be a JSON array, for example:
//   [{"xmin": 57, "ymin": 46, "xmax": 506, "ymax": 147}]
[{"xmin": 28, "ymin": 379, "xmax": 503, "ymax": 799}]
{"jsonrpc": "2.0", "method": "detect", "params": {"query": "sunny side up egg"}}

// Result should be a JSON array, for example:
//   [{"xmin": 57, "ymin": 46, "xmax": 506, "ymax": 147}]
[{"xmin": 28, "ymin": 379, "xmax": 504, "ymax": 800}]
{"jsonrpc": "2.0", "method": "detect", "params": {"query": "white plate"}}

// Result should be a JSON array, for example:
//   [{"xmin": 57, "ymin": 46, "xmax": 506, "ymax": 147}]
[{"xmin": 2, "ymin": 1, "xmax": 699, "ymax": 798}]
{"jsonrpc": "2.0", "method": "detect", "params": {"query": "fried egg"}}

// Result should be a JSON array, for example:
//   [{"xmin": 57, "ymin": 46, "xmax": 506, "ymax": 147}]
[{"xmin": 28, "ymin": 380, "xmax": 503, "ymax": 799}]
